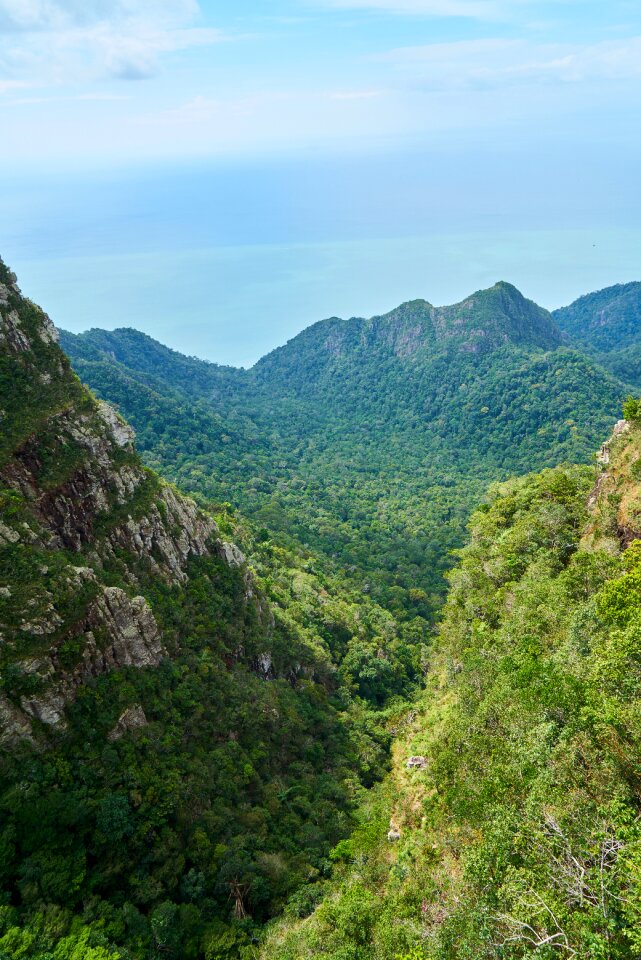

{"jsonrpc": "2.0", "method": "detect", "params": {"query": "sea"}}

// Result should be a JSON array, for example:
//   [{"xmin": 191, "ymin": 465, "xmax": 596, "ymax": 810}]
[{"xmin": 2, "ymin": 155, "xmax": 640, "ymax": 368}]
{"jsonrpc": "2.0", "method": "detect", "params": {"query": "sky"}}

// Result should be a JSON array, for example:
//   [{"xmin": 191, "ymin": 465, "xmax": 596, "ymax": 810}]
[{"xmin": 0, "ymin": 0, "xmax": 640, "ymax": 364}]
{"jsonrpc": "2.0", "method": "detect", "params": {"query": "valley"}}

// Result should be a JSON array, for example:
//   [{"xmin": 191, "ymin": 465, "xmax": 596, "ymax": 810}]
[
  {"xmin": 2, "ymin": 262, "xmax": 641, "ymax": 959},
  {"xmin": 61, "ymin": 282, "xmax": 628, "ymax": 622}
]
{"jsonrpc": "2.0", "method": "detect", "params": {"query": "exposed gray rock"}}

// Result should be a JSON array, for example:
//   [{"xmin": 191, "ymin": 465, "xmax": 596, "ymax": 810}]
[
  {"xmin": 0, "ymin": 407, "xmax": 147, "ymax": 551},
  {"xmin": 17, "ymin": 656, "xmax": 55, "ymax": 679},
  {"xmin": 97, "ymin": 400, "xmax": 135, "ymax": 447},
  {"xmin": 20, "ymin": 604, "xmax": 63, "ymax": 635},
  {"xmin": 257, "ymin": 653, "xmax": 273, "ymax": 678},
  {"xmin": 0, "ymin": 522, "xmax": 20, "ymax": 546},
  {"xmin": 220, "ymin": 541, "xmax": 245, "ymax": 567},
  {"xmin": 106, "ymin": 485, "xmax": 217, "ymax": 583},
  {"xmin": 38, "ymin": 311, "xmax": 59, "ymax": 344},
  {"xmin": 83, "ymin": 588, "xmax": 164, "ymax": 673},
  {"xmin": 613, "ymin": 418, "xmax": 630, "ymax": 438},
  {"xmin": 0, "ymin": 261, "xmax": 263, "ymax": 751},
  {"xmin": 0, "ymin": 694, "xmax": 36, "ymax": 744},
  {"xmin": 0, "ymin": 270, "xmax": 272, "ymax": 752},
  {"xmin": 69, "ymin": 565, "xmax": 97, "ymax": 583},
  {"xmin": 21, "ymin": 690, "xmax": 67, "ymax": 728},
  {"xmin": 0, "ymin": 309, "xmax": 31, "ymax": 352},
  {"xmin": 3, "ymin": 584, "xmax": 163, "ymax": 741},
  {"xmin": 597, "ymin": 419, "xmax": 630, "ymax": 465},
  {"xmin": 107, "ymin": 704, "xmax": 148, "ymax": 742}
]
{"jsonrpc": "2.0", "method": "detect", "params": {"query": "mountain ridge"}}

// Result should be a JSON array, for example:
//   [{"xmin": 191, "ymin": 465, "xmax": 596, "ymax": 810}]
[
  {"xmin": 553, "ymin": 280, "xmax": 641, "ymax": 351},
  {"xmin": 61, "ymin": 280, "xmax": 626, "ymax": 621},
  {"xmin": 5, "ymin": 257, "xmax": 641, "ymax": 958},
  {"xmin": 61, "ymin": 280, "xmax": 563, "ymax": 381},
  {"xmin": 553, "ymin": 281, "xmax": 641, "ymax": 388},
  {"xmin": 252, "ymin": 280, "xmax": 563, "ymax": 378}
]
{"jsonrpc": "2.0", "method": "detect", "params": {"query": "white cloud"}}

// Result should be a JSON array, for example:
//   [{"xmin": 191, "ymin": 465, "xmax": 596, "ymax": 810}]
[
  {"xmin": 0, "ymin": 0, "xmax": 222, "ymax": 83},
  {"xmin": 329, "ymin": 89, "xmax": 381, "ymax": 99},
  {"xmin": 381, "ymin": 35, "xmax": 641, "ymax": 87},
  {"xmin": 320, "ymin": 0, "xmax": 499, "ymax": 17},
  {"xmin": 316, "ymin": 0, "xmax": 589, "ymax": 21},
  {"xmin": 0, "ymin": 0, "xmax": 199, "ymax": 31},
  {"xmin": 1, "ymin": 0, "xmax": 639, "ymax": 165},
  {"xmin": 0, "ymin": 78, "xmax": 30, "ymax": 92},
  {"xmin": 132, "ymin": 87, "xmax": 402, "ymax": 156},
  {"xmin": 8, "ymin": 90, "xmax": 129, "ymax": 103}
]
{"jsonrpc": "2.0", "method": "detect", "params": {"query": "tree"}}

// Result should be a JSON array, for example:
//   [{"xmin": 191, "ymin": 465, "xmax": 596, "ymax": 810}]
[{"xmin": 623, "ymin": 396, "xmax": 641, "ymax": 422}]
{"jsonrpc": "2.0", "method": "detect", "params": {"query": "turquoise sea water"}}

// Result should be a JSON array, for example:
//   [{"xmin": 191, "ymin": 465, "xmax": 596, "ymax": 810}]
[{"xmin": 2, "ymin": 158, "xmax": 640, "ymax": 367}]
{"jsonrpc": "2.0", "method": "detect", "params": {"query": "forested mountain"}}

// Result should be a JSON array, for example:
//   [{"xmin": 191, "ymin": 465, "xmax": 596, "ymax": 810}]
[
  {"xmin": 264, "ymin": 415, "xmax": 641, "ymax": 959},
  {"xmin": 554, "ymin": 282, "xmax": 641, "ymax": 386},
  {"xmin": 61, "ymin": 282, "xmax": 626, "ymax": 621},
  {"xmin": 0, "ymin": 257, "xmax": 422, "ymax": 958},
  {"xmin": 5, "ymin": 259, "xmax": 641, "ymax": 960}
]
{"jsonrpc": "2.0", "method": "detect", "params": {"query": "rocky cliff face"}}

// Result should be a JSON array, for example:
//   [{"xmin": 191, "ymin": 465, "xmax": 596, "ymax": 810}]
[
  {"xmin": 580, "ymin": 414, "xmax": 641, "ymax": 558},
  {"xmin": 0, "ymin": 258, "xmax": 257, "ymax": 744}
]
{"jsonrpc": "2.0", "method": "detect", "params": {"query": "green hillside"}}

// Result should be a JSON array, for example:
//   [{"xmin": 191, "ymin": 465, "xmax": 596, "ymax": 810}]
[
  {"xmin": 0, "ymin": 258, "xmax": 422, "ymax": 959},
  {"xmin": 263, "ymin": 418, "xmax": 641, "ymax": 959},
  {"xmin": 61, "ymin": 282, "xmax": 626, "ymax": 620},
  {"xmin": 6, "ymin": 261, "xmax": 641, "ymax": 959},
  {"xmin": 553, "ymin": 281, "xmax": 641, "ymax": 352},
  {"xmin": 554, "ymin": 282, "xmax": 641, "ymax": 386}
]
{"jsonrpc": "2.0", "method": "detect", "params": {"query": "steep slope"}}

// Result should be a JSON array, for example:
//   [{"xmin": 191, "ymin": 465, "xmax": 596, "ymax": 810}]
[
  {"xmin": 62, "ymin": 283, "xmax": 625, "ymax": 619},
  {"xmin": 553, "ymin": 281, "xmax": 641, "ymax": 352},
  {"xmin": 0, "ymin": 261, "xmax": 223, "ymax": 739},
  {"xmin": 250, "ymin": 282, "xmax": 561, "ymax": 393},
  {"xmin": 554, "ymin": 282, "xmax": 641, "ymax": 386},
  {"xmin": 255, "ymin": 281, "xmax": 562, "ymax": 378},
  {"xmin": 0, "ymin": 258, "xmax": 414, "ymax": 959},
  {"xmin": 263, "ymin": 416, "xmax": 641, "ymax": 959},
  {"xmin": 432, "ymin": 280, "xmax": 563, "ymax": 352}
]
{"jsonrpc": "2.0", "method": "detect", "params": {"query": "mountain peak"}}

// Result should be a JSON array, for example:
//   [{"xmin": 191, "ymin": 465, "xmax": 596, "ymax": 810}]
[
  {"xmin": 489, "ymin": 279, "xmax": 524, "ymax": 295},
  {"xmin": 433, "ymin": 281, "xmax": 563, "ymax": 353},
  {"xmin": 253, "ymin": 281, "xmax": 563, "ymax": 376}
]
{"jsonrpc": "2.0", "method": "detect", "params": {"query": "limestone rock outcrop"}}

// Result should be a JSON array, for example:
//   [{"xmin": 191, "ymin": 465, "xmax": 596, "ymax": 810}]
[
  {"xmin": 107, "ymin": 704, "xmax": 148, "ymax": 742},
  {"xmin": 0, "ymin": 256, "xmax": 257, "ymax": 745}
]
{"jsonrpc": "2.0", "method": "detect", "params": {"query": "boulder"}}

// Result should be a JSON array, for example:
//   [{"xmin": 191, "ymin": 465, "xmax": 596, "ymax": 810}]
[
  {"xmin": 406, "ymin": 755, "xmax": 428, "ymax": 770},
  {"xmin": 107, "ymin": 704, "xmax": 148, "ymax": 742}
]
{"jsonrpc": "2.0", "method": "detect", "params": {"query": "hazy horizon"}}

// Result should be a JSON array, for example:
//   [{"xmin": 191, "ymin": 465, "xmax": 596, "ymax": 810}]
[
  {"xmin": 1, "ymin": 0, "xmax": 640, "ymax": 365},
  {"xmin": 9, "ymin": 226, "xmax": 641, "ymax": 368}
]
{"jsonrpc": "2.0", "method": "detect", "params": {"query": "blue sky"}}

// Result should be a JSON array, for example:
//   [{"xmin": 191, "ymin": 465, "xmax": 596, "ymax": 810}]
[
  {"xmin": 2, "ymin": 0, "xmax": 641, "ymax": 163},
  {"xmin": 1, "ymin": 0, "xmax": 640, "ymax": 363}
]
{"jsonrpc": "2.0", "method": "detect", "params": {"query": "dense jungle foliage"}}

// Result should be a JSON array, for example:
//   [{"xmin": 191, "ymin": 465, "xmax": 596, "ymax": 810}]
[
  {"xmin": 0, "ymin": 527, "xmax": 425, "ymax": 959},
  {"xmin": 3, "ymin": 261, "xmax": 641, "ymax": 960},
  {"xmin": 263, "ymin": 423, "xmax": 641, "ymax": 958},
  {"xmin": 554, "ymin": 282, "xmax": 641, "ymax": 387},
  {"xmin": 0, "ymin": 257, "xmax": 424, "ymax": 959},
  {"xmin": 61, "ymin": 282, "xmax": 626, "ymax": 622}
]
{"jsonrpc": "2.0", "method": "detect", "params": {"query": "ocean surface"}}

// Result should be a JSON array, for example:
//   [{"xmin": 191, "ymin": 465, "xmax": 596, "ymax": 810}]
[{"xmin": 2, "ymin": 159, "xmax": 640, "ymax": 367}]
